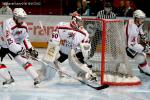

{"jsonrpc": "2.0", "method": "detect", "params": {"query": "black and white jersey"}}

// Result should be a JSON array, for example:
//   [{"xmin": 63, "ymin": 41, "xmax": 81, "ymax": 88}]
[{"xmin": 96, "ymin": 10, "xmax": 116, "ymax": 19}]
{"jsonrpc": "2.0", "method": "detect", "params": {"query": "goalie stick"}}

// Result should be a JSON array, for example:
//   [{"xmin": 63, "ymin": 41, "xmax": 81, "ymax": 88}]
[{"xmin": 30, "ymin": 56, "xmax": 109, "ymax": 90}]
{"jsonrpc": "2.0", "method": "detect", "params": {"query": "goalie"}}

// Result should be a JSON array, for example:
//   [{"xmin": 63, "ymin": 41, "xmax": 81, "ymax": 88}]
[
  {"xmin": 126, "ymin": 9, "xmax": 150, "ymax": 76},
  {"xmin": 41, "ymin": 12, "xmax": 97, "ymax": 81}
]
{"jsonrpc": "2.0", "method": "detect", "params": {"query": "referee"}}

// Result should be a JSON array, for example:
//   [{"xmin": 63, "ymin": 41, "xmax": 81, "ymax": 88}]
[
  {"xmin": 90, "ymin": 2, "xmax": 116, "ymax": 57},
  {"xmin": 96, "ymin": 2, "xmax": 116, "ymax": 19}
]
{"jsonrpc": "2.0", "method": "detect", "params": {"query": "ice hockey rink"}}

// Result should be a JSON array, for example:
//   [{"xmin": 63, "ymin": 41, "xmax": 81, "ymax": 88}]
[{"xmin": 1, "ymin": 48, "xmax": 150, "ymax": 100}]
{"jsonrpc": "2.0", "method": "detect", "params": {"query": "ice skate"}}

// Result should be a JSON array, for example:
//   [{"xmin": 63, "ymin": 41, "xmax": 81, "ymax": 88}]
[
  {"xmin": 34, "ymin": 78, "xmax": 41, "ymax": 88},
  {"xmin": 138, "ymin": 66, "xmax": 150, "ymax": 76},
  {"xmin": 3, "ymin": 77, "xmax": 15, "ymax": 88}
]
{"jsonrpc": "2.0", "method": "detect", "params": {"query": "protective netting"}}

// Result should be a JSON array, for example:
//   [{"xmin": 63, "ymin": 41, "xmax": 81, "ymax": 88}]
[{"xmin": 83, "ymin": 18, "xmax": 141, "ymax": 86}]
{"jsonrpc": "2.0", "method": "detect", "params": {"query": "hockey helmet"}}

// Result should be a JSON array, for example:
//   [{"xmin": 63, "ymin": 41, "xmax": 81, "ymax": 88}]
[
  {"xmin": 70, "ymin": 12, "xmax": 83, "ymax": 29},
  {"xmin": 13, "ymin": 8, "xmax": 27, "ymax": 23},
  {"xmin": 133, "ymin": 9, "xmax": 146, "ymax": 19}
]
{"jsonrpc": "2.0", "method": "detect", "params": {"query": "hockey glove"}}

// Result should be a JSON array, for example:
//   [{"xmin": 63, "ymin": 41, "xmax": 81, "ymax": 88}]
[
  {"xmin": 140, "ymin": 34, "xmax": 147, "ymax": 41},
  {"xmin": 28, "ymin": 48, "xmax": 38, "ymax": 58},
  {"xmin": 17, "ymin": 47, "xmax": 26, "ymax": 56},
  {"xmin": 140, "ymin": 34, "xmax": 147, "ymax": 46},
  {"xmin": 143, "ymin": 44, "xmax": 150, "ymax": 53}
]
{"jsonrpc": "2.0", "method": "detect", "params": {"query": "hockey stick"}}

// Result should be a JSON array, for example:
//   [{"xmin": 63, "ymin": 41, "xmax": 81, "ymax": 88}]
[
  {"xmin": 39, "ymin": 21, "xmax": 51, "ymax": 41},
  {"xmin": 31, "ymin": 56, "xmax": 109, "ymax": 90}
]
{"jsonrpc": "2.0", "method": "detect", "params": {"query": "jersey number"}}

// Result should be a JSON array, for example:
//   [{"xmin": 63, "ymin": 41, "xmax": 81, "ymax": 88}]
[
  {"xmin": 7, "ymin": 38, "xmax": 13, "ymax": 45},
  {"xmin": 52, "ymin": 33, "xmax": 58, "ymax": 39}
]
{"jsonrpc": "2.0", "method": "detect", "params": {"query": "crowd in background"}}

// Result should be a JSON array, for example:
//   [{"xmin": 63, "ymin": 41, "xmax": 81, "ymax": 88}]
[
  {"xmin": 64, "ymin": 0, "xmax": 149, "ymax": 17},
  {"xmin": 0, "ymin": 0, "xmax": 150, "ymax": 17}
]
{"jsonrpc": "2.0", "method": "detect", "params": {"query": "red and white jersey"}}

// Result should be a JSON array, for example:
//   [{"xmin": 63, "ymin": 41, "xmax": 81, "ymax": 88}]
[
  {"xmin": 126, "ymin": 19, "xmax": 145, "ymax": 53},
  {"xmin": 0, "ymin": 18, "xmax": 32, "ymax": 54},
  {"xmin": 52, "ymin": 22, "xmax": 89, "ymax": 54}
]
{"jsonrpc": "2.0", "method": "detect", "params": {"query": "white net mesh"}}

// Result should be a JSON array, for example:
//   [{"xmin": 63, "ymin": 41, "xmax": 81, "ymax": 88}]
[{"xmin": 83, "ymin": 18, "xmax": 141, "ymax": 86}]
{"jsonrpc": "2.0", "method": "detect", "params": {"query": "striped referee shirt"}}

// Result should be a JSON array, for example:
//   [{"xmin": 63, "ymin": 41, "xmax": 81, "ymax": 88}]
[{"xmin": 96, "ymin": 10, "xmax": 116, "ymax": 19}]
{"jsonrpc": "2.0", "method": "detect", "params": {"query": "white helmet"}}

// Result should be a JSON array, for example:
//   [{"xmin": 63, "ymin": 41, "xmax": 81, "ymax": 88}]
[
  {"xmin": 133, "ymin": 9, "xmax": 146, "ymax": 18},
  {"xmin": 13, "ymin": 8, "xmax": 27, "ymax": 18}
]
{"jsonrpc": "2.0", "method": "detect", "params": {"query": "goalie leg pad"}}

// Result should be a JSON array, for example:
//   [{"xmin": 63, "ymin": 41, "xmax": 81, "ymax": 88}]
[
  {"xmin": 38, "ymin": 59, "xmax": 61, "ymax": 81},
  {"xmin": 42, "ymin": 40, "xmax": 60, "ymax": 63},
  {"xmin": 37, "ymin": 62, "xmax": 53, "ymax": 81},
  {"xmin": 134, "ymin": 53, "xmax": 146, "ymax": 64},
  {"xmin": 39, "ymin": 57, "xmax": 66, "ymax": 81},
  {"xmin": 68, "ymin": 49, "xmax": 87, "ymax": 73},
  {"xmin": 68, "ymin": 49, "xmax": 96, "ymax": 80}
]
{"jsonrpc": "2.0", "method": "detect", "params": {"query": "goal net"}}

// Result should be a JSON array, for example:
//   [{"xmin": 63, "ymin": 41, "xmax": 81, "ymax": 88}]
[{"xmin": 83, "ymin": 18, "xmax": 141, "ymax": 86}]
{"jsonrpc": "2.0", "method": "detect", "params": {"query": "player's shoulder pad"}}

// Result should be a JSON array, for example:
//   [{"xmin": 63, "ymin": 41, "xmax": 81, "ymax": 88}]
[
  {"xmin": 128, "ymin": 19, "xmax": 134, "ymax": 26},
  {"xmin": 126, "ymin": 19, "xmax": 135, "ymax": 30},
  {"xmin": 54, "ymin": 22, "xmax": 70, "ymax": 30},
  {"xmin": 58, "ymin": 22, "xmax": 69, "ymax": 27},
  {"xmin": 3, "ymin": 18, "xmax": 16, "ymax": 28}
]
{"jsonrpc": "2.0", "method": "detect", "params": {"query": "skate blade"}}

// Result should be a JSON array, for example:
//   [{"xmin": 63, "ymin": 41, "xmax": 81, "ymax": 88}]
[
  {"xmin": 34, "ymin": 83, "xmax": 41, "ymax": 88},
  {"xmin": 3, "ymin": 82, "xmax": 15, "ymax": 88}
]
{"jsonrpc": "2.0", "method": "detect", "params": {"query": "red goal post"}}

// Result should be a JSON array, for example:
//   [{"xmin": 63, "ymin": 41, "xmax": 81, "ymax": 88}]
[{"xmin": 82, "ymin": 18, "xmax": 141, "ymax": 86}]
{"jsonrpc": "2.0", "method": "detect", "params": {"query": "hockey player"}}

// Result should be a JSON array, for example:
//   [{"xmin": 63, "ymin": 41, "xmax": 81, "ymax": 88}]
[
  {"xmin": 126, "ymin": 9, "xmax": 150, "ymax": 76},
  {"xmin": 42, "ymin": 12, "xmax": 97, "ymax": 81},
  {"xmin": 0, "ymin": 8, "xmax": 40, "ymax": 87}
]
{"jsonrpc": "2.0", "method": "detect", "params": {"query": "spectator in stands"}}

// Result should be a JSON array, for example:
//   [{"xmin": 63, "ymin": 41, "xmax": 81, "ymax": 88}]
[
  {"xmin": 0, "ymin": 2, "xmax": 12, "ymax": 15},
  {"xmin": 124, "ymin": 0, "xmax": 134, "ymax": 17},
  {"xmin": 74, "ymin": 0, "xmax": 91, "ymax": 16},
  {"xmin": 114, "ymin": 0, "xmax": 126, "ymax": 16},
  {"xmin": 76, "ymin": 0, "xmax": 83, "ymax": 15},
  {"xmin": 82, "ymin": 0, "xmax": 91, "ymax": 16}
]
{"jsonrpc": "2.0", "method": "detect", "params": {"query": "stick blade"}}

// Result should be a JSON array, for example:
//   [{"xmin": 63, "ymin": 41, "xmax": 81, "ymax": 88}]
[{"xmin": 95, "ymin": 84, "xmax": 109, "ymax": 90}]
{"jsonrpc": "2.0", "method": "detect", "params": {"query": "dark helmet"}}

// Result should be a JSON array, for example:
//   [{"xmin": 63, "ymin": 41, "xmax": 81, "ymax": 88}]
[{"xmin": 104, "ymin": 2, "xmax": 112, "ymax": 7}]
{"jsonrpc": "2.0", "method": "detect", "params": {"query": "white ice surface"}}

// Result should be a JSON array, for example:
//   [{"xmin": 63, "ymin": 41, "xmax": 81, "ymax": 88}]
[{"xmin": 0, "ymin": 48, "xmax": 150, "ymax": 100}]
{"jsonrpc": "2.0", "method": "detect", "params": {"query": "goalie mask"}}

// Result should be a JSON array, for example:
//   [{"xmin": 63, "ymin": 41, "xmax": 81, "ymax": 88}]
[
  {"xmin": 133, "ymin": 9, "xmax": 146, "ymax": 26},
  {"xmin": 70, "ymin": 12, "xmax": 83, "ymax": 29},
  {"xmin": 13, "ymin": 8, "xmax": 27, "ymax": 24}
]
